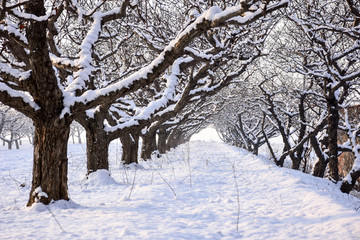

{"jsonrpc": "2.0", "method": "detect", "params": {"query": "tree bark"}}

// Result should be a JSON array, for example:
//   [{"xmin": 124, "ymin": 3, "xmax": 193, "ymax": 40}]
[
  {"xmin": 120, "ymin": 132, "xmax": 140, "ymax": 165},
  {"xmin": 76, "ymin": 106, "xmax": 112, "ymax": 174},
  {"xmin": 340, "ymin": 170, "xmax": 360, "ymax": 194},
  {"xmin": 141, "ymin": 130, "xmax": 157, "ymax": 160},
  {"xmin": 292, "ymin": 158, "xmax": 302, "ymax": 171},
  {"xmin": 313, "ymin": 159, "xmax": 327, "ymax": 178},
  {"xmin": 292, "ymin": 94, "xmax": 307, "ymax": 170},
  {"xmin": 15, "ymin": 139, "xmax": 19, "ymax": 149},
  {"xmin": 27, "ymin": 121, "xmax": 70, "ymax": 206},
  {"xmin": 310, "ymin": 135, "xmax": 328, "ymax": 178},
  {"xmin": 167, "ymin": 128, "xmax": 186, "ymax": 150},
  {"xmin": 157, "ymin": 127, "xmax": 168, "ymax": 154},
  {"xmin": 85, "ymin": 126, "xmax": 110, "ymax": 174},
  {"xmin": 77, "ymin": 128, "xmax": 82, "ymax": 144},
  {"xmin": 327, "ymin": 94, "xmax": 339, "ymax": 181}
]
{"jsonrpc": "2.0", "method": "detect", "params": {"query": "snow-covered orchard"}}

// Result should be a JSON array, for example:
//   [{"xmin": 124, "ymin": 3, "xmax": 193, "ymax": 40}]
[{"xmin": 1, "ymin": 0, "xmax": 360, "ymax": 238}]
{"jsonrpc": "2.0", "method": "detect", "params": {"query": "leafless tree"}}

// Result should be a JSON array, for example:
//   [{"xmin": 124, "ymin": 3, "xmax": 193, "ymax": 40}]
[{"xmin": 0, "ymin": 0, "xmax": 288, "ymax": 205}]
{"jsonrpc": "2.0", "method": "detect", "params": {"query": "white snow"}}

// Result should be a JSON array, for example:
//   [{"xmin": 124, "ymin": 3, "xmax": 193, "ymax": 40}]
[
  {"xmin": 0, "ymin": 82, "xmax": 40, "ymax": 111},
  {"xmin": 0, "ymin": 140, "xmax": 359, "ymax": 239}
]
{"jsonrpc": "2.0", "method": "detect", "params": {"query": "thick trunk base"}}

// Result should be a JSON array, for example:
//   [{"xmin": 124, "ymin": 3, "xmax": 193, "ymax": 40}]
[
  {"xmin": 27, "ymin": 122, "xmax": 70, "ymax": 206},
  {"xmin": 86, "ymin": 129, "xmax": 109, "ymax": 174},
  {"xmin": 313, "ymin": 159, "xmax": 327, "ymax": 178},
  {"xmin": 157, "ymin": 128, "xmax": 167, "ymax": 154},
  {"xmin": 120, "ymin": 133, "xmax": 139, "ymax": 165},
  {"xmin": 340, "ymin": 170, "xmax": 360, "ymax": 194},
  {"xmin": 141, "ymin": 131, "xmax": 157, "ymax": 160}
]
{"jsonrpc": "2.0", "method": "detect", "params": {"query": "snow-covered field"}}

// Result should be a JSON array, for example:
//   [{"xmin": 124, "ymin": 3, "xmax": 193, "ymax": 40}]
[{"xmin": 1, "ymin": 139, "xmax": 360, "ymax": 239}]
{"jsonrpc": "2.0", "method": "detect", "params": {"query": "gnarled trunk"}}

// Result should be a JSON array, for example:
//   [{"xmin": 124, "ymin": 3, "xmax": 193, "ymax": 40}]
[
  {"xmin": 27, "ymin": 121, "xmax": 71, "ymax": 206},
  {"xmin": 313, "ymin": 159, "xmax": 327, "ymax": 178},
  {"xmin": 85, "ymin": 126, "xmax": 110, "ymax": 174},
  {"xmin": 327, "ymin": 95, "xmax": 339, "ymax": 181},
  {"xmin": 157, "ymin": 127, "xmax": 167, "ymax": 154},
  {"xmin": 76, "ymin": 106, "xmax": 112, "ymax": 174},
  {"xmin": 120, "ymin": 132, "xmax": 140, "ymax": 165},
  {"xmin": 167, "ymin": 129, "xmax": 185, "ymax": 150},
  {"xmin": 292, "ymin": 158, "xmax": 302, "ymax": 171},
  {"xmin": 340, "ymin": 170, "xmax": 360, "ymax": 194},
  {"xmin": 310, "ymin": 135, "xmax": 328, "ymax": 178},
  {"xmin": 141, "ymin": 130, "xmax": 157, "ymax": 160}
]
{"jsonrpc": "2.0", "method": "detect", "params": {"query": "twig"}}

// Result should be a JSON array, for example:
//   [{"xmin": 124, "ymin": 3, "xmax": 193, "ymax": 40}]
[
  {"xmin": 128, "ymin": 168, "xmax": 137, "ymax": 199},
  {"xmin": 45, "ymin": 205, "xmax": 65, "ymax": 232},
  {"xmin": 154, "ymin": 168, "xmax": 176, "ymax": 197},
  {"xmin": 8, "ymin": 172, "xmax": 22, "ymax": 191}
]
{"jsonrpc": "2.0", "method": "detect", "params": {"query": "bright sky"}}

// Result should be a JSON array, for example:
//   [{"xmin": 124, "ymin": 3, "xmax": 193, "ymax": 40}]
[{"xmin": 190, "ymin": 127, "xmax": 222, "ymax": 142}]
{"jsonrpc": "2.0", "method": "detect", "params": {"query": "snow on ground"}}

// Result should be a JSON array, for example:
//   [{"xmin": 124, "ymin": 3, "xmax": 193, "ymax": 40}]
[{"xmin": 1, "ymin": 140, "xmax": 360, "ymax": 239}]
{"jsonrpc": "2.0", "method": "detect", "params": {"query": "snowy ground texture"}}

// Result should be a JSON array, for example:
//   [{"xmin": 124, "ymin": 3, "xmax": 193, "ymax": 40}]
[{"xmin": 1, "ymin": 140, "xmax": 360, "ymax": 239}]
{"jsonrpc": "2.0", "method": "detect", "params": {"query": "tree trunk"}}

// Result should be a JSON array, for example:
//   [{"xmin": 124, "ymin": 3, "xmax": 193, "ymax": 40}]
[
  {"xmin": 141, "ymin": 130, "xmax": 157, "ymax": 160},
  {"xmin": 292, "ymin": 94, "xmax": 307, "ymax": 170},
  {"xmin": 310, "ymin": 135, "xmax": 328, "ymax": 178},
  {"xmin": 120, "ymin": 132, "xmax": 140, "ymax": 165},
  {"xmin": 28, "ymin": 135, "xmax": 34, "ymax": 145},
  {"xmin": 253, "ymin": 145, "xmax": 259, "ymax": 156},
  {"xmin": 158, "ymin": 127, "xmax": 167, "ymax": 154},
  {"xmin": 27, "ymin": 121, "xmax": 70, "ymax": 206},
  {"xmin": 166, "ymin": 129, "xmax": 185, "ymax": 150},
  {"xmin": 327, "ymin": 95, "xmax": 339, "ymax": 181},
  {"xmin": 85, "ymin": 126, "xmax": 110, "ymax": 174},
  {"xmin": 71, "ymin": 133, "xmax": 75, "ymax": 144},
  {"xmin": 340, "ymin": 170, "xmax": 360, "ymax": 194},
  {"xmin": 292, "ymin": 158, "xmax": 301, "ymax": 170},
  {"xmin": 313, "ymin": 159, "xmax": 327, "ymax": 178},
  {"xmin": 77, "ymin": 128, "xmax": 82, "ymax": 144}
]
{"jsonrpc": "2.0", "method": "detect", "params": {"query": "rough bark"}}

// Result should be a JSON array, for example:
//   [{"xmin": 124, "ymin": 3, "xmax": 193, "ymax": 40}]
[
  {"xmin": 24, "ymin": 0, "xmax": 74, "ymax": 206},
  {"xmin": 75, "ymin": 104, "xmax": 113, "ymax": 174},
  {"xmin": 327, "ymin": 94, "xmax": 340, "ymax": 181},
  {"xmin": 340, "ymin": 170, "xmax": 360, "ymax": 193},
  {"xmin": 157, "ymin": 127, "xmax": 168, "ymax": 154},
  {"xmin": 141, "ymin": 130, "xmax": 157, "ymax": 160},
  {"xmin": 27, "ymin": 121, "xmax": 70, "ymax": 206},
  {"xmin": 292, "ymin": 94, "xmax": 307, "ymax": 170},
  {"xmin": 313, "ymin": 159, "xmax": 327, "ymax": 178},
  {"xmin": 85, "ymin": 126, "xmax": 110, "ymax": 174},
  {"xmin": 310, "ymin": 135, "xmax": 328, "ymax": 178},
  {"xmin": 120, "ymin": 132, "xmax": 140, "ymax": 165}
]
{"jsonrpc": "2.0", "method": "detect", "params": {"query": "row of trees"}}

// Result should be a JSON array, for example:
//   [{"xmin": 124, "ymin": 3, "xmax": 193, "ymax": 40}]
[
  {"xmin": 0, "ymin": 0, "xmax": 288, "ymax": 206},
  {"xmin": 0, "ymin": 104, "xmax": 32, "ymax": 148},
  {"xmin": 214, "ymin": 0, "xmax": 360, "ymax": 193},
  {"xmin": 0, "ymin": 103, "xmax": 86, "ymax": 147}
]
